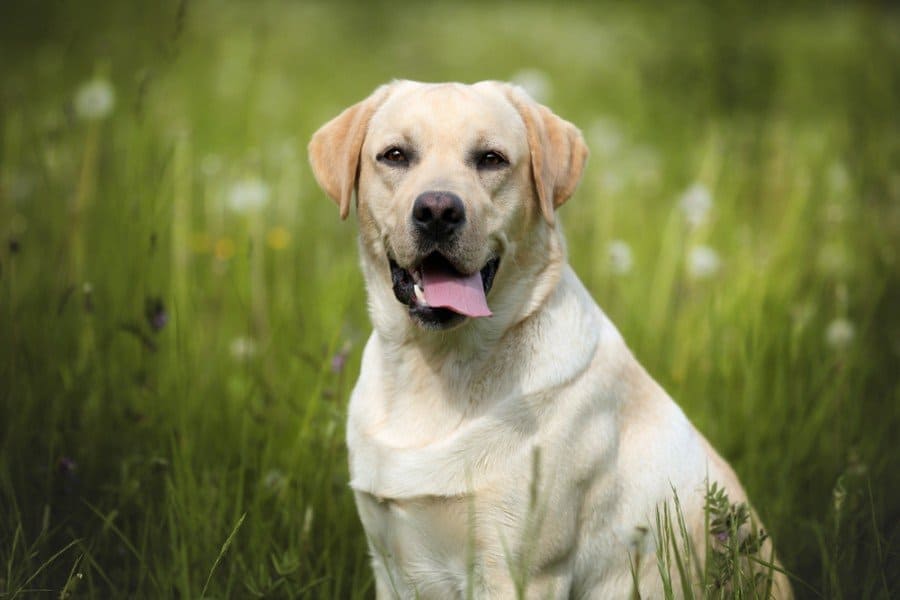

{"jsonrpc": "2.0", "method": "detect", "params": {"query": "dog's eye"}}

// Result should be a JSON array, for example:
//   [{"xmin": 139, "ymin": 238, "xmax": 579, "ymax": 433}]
[
  {"xmin": 379, "ymin": 147, "xmax": 409, "ymax": 165},
  {"xmin": 477, "ymin": 151, "xmax": 508, "ymax": 169}
]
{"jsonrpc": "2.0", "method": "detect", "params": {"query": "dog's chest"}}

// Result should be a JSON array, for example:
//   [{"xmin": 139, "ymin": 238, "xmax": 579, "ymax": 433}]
[{"xmin": 355, "ymin": 490, "xmax": 475, "ymax": 591}]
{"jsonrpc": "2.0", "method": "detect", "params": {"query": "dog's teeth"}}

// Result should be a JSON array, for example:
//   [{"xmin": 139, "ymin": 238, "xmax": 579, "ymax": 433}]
[{"xmin": 414, "ymin": 283, "xmax": 426, "ymax": 304}]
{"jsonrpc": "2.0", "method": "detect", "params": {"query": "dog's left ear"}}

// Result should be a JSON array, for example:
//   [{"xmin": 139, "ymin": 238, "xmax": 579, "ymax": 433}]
[
  {"xmin": 308, "ymin": 84, "xmax": 392, "ymax": 220},
  {"xmin": 504, "ymin": 85, "xmax": 589, "ymax": 225}
]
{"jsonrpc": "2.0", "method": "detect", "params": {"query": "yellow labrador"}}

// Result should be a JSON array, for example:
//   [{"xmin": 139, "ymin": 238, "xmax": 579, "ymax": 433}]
[{"xmin": 309, "ymin": 80, "xmax": 791, "ymax": 599}]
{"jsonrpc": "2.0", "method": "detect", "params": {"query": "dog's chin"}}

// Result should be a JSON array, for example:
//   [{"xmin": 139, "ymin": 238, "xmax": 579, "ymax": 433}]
[
  {"xmin": 389, "ymin": 253, "xmax": 500, "ymax": 331},
  {"xmin": 407, "ymin": 304, "xmax": 467, "ymax": 330}
]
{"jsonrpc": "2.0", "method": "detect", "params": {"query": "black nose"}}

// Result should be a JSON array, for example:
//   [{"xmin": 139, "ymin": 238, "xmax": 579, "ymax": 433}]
[{"xmin": 412, "ymin": 191, "xmax": 466, "ymax": 241}]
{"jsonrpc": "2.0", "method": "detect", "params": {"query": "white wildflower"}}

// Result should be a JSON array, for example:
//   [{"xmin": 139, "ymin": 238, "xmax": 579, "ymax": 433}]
[
  {"xmin": 74, "ymin": 78, "xmax": 116, "ymax": 121},
  {"xmin": 227, "ymin": 177, "xmax": 270, "ymax": 212},
  {"xmin": 511, "ymin": 68, "xmax": 552, "ymax": 103},
  {"xmin": 587, "ymin": 118, "xmax": 623, "ymax": 156},
  {"xmin": 263, "ymin": 469, "xmax": 286, "ymax": 492},
  {"xmin": 679, "ymin": 183, "xmax": 713, "ymax": 228},
  {"xmin": 687, "ymin": 245, "xmax": 720, "ymax": 279},
  {"xmin": 229, "ymin": 336, "xmax": 257, "ymax": 361},
  {"xmin": 825, "ymin": 318, "xmax": 855, "ymax": 350},
  {"xmin": 607, "ymin": 240, "xmax": 633, "ymax": 274}
]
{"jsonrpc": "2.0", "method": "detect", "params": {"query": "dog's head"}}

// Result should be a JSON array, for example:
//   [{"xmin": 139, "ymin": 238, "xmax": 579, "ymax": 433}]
[{"xmin": 309, "ymin": 80, "xmax": 587, "ymax": 334}]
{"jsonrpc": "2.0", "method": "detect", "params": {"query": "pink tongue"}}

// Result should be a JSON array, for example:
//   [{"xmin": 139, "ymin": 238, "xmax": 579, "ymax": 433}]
[{"xmin": 422, "ymin": 266, "xmax": 492, "ymax": 318}]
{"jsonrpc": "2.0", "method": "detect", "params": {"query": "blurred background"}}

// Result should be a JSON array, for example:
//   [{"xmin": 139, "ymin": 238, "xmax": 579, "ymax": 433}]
[{"xmin": 1, "ymin": 1, "xmax": 898, "ymax": 597}]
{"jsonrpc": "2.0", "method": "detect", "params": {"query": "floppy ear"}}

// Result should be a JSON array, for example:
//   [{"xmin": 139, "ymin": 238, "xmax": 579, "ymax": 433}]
[
  {"xmin": 505, "ymin": 85, "xmax": 589, "ymax": 225},
  {"xmin": 308, "ymin": 85, "xmax": 391, "ymax": 220}
]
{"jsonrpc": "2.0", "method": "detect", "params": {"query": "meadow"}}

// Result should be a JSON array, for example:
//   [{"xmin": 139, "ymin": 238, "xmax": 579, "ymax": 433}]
[{"xmin": 1, "ymin": 1, "xmax": 898, "ymax": 597}]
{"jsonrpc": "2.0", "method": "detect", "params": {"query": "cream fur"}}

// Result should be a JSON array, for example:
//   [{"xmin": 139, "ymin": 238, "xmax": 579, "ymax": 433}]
[{"xmin": 309, "ymin": 80, "xmax": 792, "ymax": 599}]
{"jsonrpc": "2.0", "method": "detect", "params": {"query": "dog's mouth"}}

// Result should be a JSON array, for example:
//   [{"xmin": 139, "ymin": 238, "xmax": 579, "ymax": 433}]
[{"xmin": 389, "ymin": 253, "xmax": 500, "ymax": 329}]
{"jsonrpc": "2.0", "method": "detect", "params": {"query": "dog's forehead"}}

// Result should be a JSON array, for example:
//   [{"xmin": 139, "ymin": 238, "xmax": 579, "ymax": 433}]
[{"xmin": 367, "ymin": 81, "xmax": 526, "ymax": 146}]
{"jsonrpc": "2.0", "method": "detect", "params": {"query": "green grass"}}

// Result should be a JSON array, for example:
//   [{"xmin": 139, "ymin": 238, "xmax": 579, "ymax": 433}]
[{"xmin": 1, "ymin": 1, "xmax": 898, "ymax": 597}]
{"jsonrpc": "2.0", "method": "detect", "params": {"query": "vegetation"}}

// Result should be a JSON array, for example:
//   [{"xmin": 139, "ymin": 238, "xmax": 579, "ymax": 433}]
[{"xmin": 1, "ymin": 1, "xmax": 897, "ymax": 597}]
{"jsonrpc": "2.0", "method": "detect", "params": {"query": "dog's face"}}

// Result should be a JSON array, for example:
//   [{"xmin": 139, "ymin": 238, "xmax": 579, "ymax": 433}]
[{"xmin": 309, "ymin": 80, "xmax": 588, "ymax": 332}]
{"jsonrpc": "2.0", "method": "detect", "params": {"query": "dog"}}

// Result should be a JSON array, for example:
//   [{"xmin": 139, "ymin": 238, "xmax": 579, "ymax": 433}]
[{"xmin": 309, "ymin": 80, "xmax": 792, "ymax": 599}]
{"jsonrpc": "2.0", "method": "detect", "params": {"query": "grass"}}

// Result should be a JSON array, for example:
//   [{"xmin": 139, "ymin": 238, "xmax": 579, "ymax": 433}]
[{"xmin": 1, "ymin": 0, "xmax": 898, "ymax": 597}]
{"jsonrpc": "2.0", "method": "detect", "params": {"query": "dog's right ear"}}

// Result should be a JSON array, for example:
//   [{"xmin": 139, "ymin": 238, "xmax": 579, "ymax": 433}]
[{"xmin": 308, "ymin": 85, "xmax": 391, "ymax": 220}]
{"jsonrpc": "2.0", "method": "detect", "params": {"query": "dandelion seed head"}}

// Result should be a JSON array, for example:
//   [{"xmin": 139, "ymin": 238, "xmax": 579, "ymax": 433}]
[
  {"xmin": 511, "ymin": 68, "xmax": 552, "ymax": 103},
  {"xmin": 227, "ymin": 177, "xmax": 270, "ymax": 213},
  {"xmin": 588, "ymin": 118, "xmax": 624, "ymax": 156},
  {"xmin": 74, "ymin": 78, "xmax": 116, "ymax": 121},
  {"xmin": 825, "ymin": 318, "xmax": 855, "ymax": 350},
  {"xmin": 679, "ymin": 183, "xmax": 713, "ymax": 228},
  {"xmin": 229, "ymin": 336, "xmax": 257, "ymax": 361},
  {"xmin": 263, "ymin": 469, "xmax": 286, "ymax": 492},
  {"xmin": 687, "ymin": 245, "xmax": 721, "ymax": 279},
  {"xmin": 607, "ymin": 240, "xmax": 633, "ymax": 275}
]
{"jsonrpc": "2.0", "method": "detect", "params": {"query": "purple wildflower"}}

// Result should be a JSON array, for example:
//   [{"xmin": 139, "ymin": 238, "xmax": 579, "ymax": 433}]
[
  {"xmin": 144, "ymin": 296, "xmax": 168, "ymax": 332},
  {"xmin": 57, "ymin": 456, "xmax": 80, "ymax": 495},
  {"xmin": 58, "ymin": 456, "xmax": 77, "ymax": 476},
  {"xmin": 331, "ymin": 350, "xmax": 347, "ymax": 374},
  {"xmin": 331, "ymin": 341, "xmax": 353, "ymax": 374}
]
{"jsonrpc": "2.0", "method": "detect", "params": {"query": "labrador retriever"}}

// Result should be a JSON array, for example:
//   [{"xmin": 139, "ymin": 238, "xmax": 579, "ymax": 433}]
[{"xmin": 309, "ymin": 80, "xmax": 792, "ymax": 599}]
